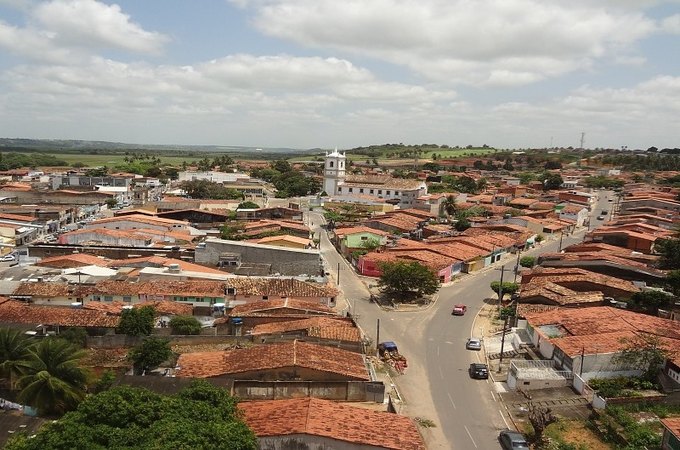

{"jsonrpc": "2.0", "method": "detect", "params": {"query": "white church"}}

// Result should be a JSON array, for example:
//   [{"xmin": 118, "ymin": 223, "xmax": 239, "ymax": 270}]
[{"xmin": 322, "ymin": 149, "xmax": 427, "ymax": 209}]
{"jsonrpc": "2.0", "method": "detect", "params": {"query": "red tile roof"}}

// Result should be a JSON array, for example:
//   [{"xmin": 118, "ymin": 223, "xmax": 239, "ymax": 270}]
[
  {"xmin": 176, "ymin": 341, "xmax": 369, "ymax": 380},
  {"xmin": 661, "ymin": 417, "xmax": 680, "ymax": 439},
  {"xmin": 0, "ymin": 300, "xmax": 119, "ymax": 328},
  {"xmin": 239, "ymin": 398, "xmax": 425, "ymax": 450},
  {"xmin": 36, "ymin": 253, "xmax": 110, "ymax": 268},
  {"xmin": 229, "ymin": 298, "xmax": 336, "ymax": 316},
  {"xmin": 251, "ymin": 317, "xmax": 361, "ymax": 342},
  {"xmin": 106, "ymin": 256, "xmax": 226, "ymax": 275}
]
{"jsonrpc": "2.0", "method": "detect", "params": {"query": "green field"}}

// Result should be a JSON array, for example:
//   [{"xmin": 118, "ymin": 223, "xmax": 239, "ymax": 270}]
[
  {"xmin": 289, "ymin": 147, "xmax": 497, "ymax": 163},
  {"xmin": 42, "ymin": 153, "xmax": 200, "ymax": 167}
]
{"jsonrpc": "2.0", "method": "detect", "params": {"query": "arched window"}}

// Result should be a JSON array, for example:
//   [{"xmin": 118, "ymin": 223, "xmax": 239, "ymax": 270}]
[
  {"xmin": 340, "ymin": 161, "xmax": 344, "ymax": 168},
  {"xmin": 329, "ymin": 161, "xmax": 334, "ymax": 168}
]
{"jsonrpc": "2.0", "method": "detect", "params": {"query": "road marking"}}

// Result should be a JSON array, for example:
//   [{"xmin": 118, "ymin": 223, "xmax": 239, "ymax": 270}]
[
  {"xmin": 437, "ymin": 346, "xmax": 440, "ymax": 356},
  {"xmin": 490, "ymin": 391, "xmax": 496, "ymax": 401},
  {"xmin": 438, "ymin": 366, "xmax": 444, "ymax": 380},
  {"xmin": 444, "ymin": 341, "xmax": 453, "ymax": 345},
  {"xmin": 447, "ymin": 392, "xmax": 457, "ymax": 409},
  {"xmin": 499, "ymin": 409, "xmax": 510, "ymax": 429},
  {"xmin": 464, "ymin": 425, "xmax": 478, "ymax": 448}
]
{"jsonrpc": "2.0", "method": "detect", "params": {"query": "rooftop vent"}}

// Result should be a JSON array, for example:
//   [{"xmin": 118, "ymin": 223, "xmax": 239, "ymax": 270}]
[{"xmin": 167, "ymin": 263, "xmax": 181, "ymax": 273}]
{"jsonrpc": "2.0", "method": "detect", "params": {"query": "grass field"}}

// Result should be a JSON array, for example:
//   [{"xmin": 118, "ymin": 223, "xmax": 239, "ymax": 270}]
[
  {"xmin": 40, "ymin": 153, "xmax": 199, "ymax": 167},
  {"xmin": 289, "ymin": 147, "xmax": 498, "ymax": 162}
]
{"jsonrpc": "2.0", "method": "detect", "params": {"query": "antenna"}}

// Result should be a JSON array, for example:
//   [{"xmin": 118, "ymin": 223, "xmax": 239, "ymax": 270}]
[{"xmin": 580, "ymin": 132, "xmax": 585, "ymax": 150}]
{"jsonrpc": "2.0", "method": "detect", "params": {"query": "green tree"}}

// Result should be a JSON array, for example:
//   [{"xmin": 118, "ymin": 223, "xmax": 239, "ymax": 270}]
[
  {"xmin": 84, "ymin": 166, "xmax": 108, "ymax": 177},
  {"xmin": 169, "ymin": 316, "xmax": 202, "ymax": 335},
  {"xmin": 5, "ymin": 381, "xmax": 257, "ymax": 450},
  {"xmin": 117, "ymin": 306, "xmax": 155, "ymax": 336},
  {"xmin": 657, "ymin": 239, "xmax": 680, "ymax": 270},
  {"xmin": 666, "ymin": 270, "xmax": 680, "ymax": 296},
  {"xmin": 519, "ymin": 256, "xmax": 536, "ymax": 268},
  {"xmin": 128, "ymin": 337, "xmax": 173, "ymax": 375},
  {"xmin": 614, "ymin": 333, "xmax": 672, "ymax": 382},
  {"xmin": 490, "ymin": 281, "xmax": 520, "ymax": 300},
  {"xmin": 453, "ymin": 216, "xmax": 471, "ymax": 231},
  {"xmin": 422, "ymin": 162, "xmax": 441, "ymax": 172},
  {"xmin": 378, "ymin": 261, "xmax": 440, "ymax": 300},
  {"xmin": 105, "ymin": 198, "xmax": 118, "ymax": 209},
  {"xmin": 544, "ymin": 160, "xmax": 562, "ymax": 170},
  {"xmin": 59, "ymin": 327, "xmax": 88, "ymax": 348},
  {"xmin": 542, "ymin": 173, "xmax": 564, "ymax": 190},
  {"xmin": 443, "ymin": 195, "xmax": 458, "ymax": 216},
  {"xmin": 17, "ymin": 338, "xmax": 89, "ymax": 416},
  {"xmin": 237, "ymin": 201, "xmax": 259, "ymax": 209},
  {"xmin": 360, "ymin": 238, "xmax": 381, "ymax": 251},
  {"xmin": 628, "ymin": 290, "xmax": 675, "ymax": 314},
  {"xmin": 0, "ymin": 328, "xmax": 34, "ymax": 390}
]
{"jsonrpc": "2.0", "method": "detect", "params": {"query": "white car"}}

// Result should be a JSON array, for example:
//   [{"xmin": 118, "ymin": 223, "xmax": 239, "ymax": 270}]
[{"xmin": 1, "ymin": 254, "xmax": 16, "ymax": 262}]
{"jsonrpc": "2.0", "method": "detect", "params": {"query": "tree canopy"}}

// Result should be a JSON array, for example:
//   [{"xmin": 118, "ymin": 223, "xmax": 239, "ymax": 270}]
[
  {"xmin": 5, "ymin": 381, "xmax": 257, "ymax": 450},
  {"xmin": 181, "ymin": 179, "xmax": 244, "ymax": 200},
  {"xmin": 169, "ymin": 316, "xmax": 202, "ymax": 335},
  {"xmin": 378, "ymin": 261, "xmax": 440, "ymax": 299},
  {"xmin": 117, "ymin": 306, "xmax": 155, "ymax": 336},
  {"xmin": 127, "ymin": 337, "xmax": 173, "ymax": 375}
]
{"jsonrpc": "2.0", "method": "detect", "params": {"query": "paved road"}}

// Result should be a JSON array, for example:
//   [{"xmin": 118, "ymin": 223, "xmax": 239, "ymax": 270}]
[{"xmin": 307, "ymin": 190, "xmax": 614, "ymax": 449}]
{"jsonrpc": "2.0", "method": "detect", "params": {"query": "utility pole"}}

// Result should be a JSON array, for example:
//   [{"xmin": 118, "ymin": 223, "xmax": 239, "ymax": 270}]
[
  {"xmin": 376, "ymin": 319, "xmax": 380, "ymax": 349},
  {"xmin": 337, "ymin": 262, "xmax": 340, "ymax": 286},
  {"xmin": 498, "ymin": 315, "xmax": 510, "ymax": 372},
  {"xmin": 580, "ymin": 132, "xmax": 585, "ymax": 150},
  {"xmin": 496, "ymin": 265, "xmax": 506, "ymax": 309},
  {"xmin": 579, "ymin": 346, "xmax": 585, "ymax": 377},
  {"xmin": 513, "ymin": 250, "xmax": 521, "ymax": 283},
  {"xmin": 558, "ymin": 231, "xmax": 564, "ymax": 251}
]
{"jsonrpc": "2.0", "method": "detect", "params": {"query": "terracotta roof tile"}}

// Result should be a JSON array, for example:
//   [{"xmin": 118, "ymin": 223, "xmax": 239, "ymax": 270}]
[
  {"xmin": 176, "ymin": 341, "xmax": 369, "ymax": 380},
  {"xmin": 229, "ymin": 298, "xmax": 336, "ymax": 316},
  {"xmin": 251, "ymin": 317, "xmax": 361, "ymax": 342},
  {"xmin": 661, "ymin": 417, "xmax": 680, "ymax": 438},
  {"xmin": 14, "ymin": 282, "xmax": 71, "ymax": 297},
  {"xmin": 239, "ymin": 398, "xmax": 425, "ymax": 450},
  {"xmin": 0, "ymin": 300, "xmax": 119, "ymax": 328},
  {"xmin": 36, "ymin": 253, "xmax": 110, "ymax": 268}
]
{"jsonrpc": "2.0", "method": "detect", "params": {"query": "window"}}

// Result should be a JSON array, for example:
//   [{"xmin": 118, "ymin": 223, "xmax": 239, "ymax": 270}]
[
  {"xmin": 338, "ymin": 187, "xmax": 342, "ymax": 192},
  {"xmin": 329, "ymin": 161, "xmax": 334, "ymax": 168},
  {"xmin": 360, "ymin": 188, "xmax": 364, "ymax": 193},
  {"xmin": 370, "ymin": 189, "xmax": 374, "ymax": 194},
  {"xmin": 386, "ymin": 191, "xmax": 391, "ymax": 195},
  {"xmin": 394, "ymin": 191, "xmax": 399, "ymax": 196},
  {"xmin": 348, "ymin": 188, "xmax": 353, "ymax": 193},
  {"xmin": 361, "ymin": 236, "xmax": 368, "ymax": 240},
  {"xmin": 226, "ymin": 287, "xmax": 236, "ymax": 295},
  {"xmin": 378, "ymin": 190, "xmax": 382, "ymax": 195},
  {"xmin": 123, "ymin": 296, "xmax": 132, "ymax": 302},
  {"xmin": 340, "ymin": 162, "xmax": 344, "ymax": 168},
  {"xmin": 262, "ymin": 295, "xmax": 269, "ymax": 300},
  {"xmin": 104, "ymin": 296, "xmax": 113, "ymax": 302}
]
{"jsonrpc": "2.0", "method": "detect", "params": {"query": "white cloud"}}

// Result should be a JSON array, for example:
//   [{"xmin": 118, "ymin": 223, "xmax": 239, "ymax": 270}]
[
  {"xmin": 32, "ymin": 0, "xmax": 168, "ymax": 54},
  {"xmin": 660, "ymin": 14, "xmax": 680, "ymax": 33},
  {"xmin": 239, "ymin": 0, "xmax": 656, "ymax": 86}
]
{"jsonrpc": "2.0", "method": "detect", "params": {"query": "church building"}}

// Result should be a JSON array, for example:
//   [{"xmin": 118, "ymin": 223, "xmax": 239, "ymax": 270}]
[{"xmin": 322, "ymin": 149, "xmax": 427, "ymax": 209}]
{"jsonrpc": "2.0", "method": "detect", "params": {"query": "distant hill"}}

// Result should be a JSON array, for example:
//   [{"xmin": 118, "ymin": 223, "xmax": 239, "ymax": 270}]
[{"xmin": 0, "ymin": 138, "xmax": 314, "ymax": 156}]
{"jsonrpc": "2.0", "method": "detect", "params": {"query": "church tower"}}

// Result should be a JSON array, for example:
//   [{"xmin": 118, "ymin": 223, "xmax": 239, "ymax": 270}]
[{"xmin": 323, "ymin": 148, "xmax": 346, "ymax": 196}]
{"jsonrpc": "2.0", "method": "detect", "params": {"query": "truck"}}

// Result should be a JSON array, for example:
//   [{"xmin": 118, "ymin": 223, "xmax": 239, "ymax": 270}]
[{"xmin": 378, "ymin": 341, "xmax": 408, "ymax": 374}]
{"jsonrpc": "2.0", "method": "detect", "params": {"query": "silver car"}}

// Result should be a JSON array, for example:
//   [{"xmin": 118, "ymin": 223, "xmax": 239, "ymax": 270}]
[{"xmin": 466, "ymin": 337, "xmax": 482, "ymax": 351}]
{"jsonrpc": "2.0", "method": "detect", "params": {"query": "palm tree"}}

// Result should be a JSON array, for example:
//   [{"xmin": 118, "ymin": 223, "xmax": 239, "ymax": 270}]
[
  {"xmin": 0, "ymin": 328, "xmax": 34, "ymax": 390},
  {"xmin": 443, "ymin": 195, "xmax": 458, "ymax": 216},
  {"xmin": 17, "ymin": 338, "xmax": 89, "ymax": 416}
]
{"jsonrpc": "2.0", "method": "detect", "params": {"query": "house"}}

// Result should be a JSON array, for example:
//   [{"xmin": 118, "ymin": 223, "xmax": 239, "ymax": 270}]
[
  {"xmin": 521, "ymin": 306, "xmax": 680, "ymax": 380},
  {"xmin": 36, "ymin": 253, "xmax": 110, "ymax": 269},
  {"xmin": 0, "ymin": 299, "xmax": 119, "ymax": 333},
  {"xmin": 557, "ymin": 191, "xmax": 594, "ymax": 207},
  {"xmin": 661, "ymin": 418, "xmax": 680, "ymax": 450},
  {"xmin": 11, "ymin": 282, "xmax": 76, "ymax": 305},
  {"xmin": 175, "ymin": 340, "xmax": 369, "ymax": 381},
  {"xmin": 59, "ymin": 228, "xmax": 152, "ymax": 247},
  {"xmin": 589, "ymin": 223, "xmax": 672, "ymax": 254},
  {"xmin": 217, "ymin": 298, "xmax": 338, "ymax": 332},
  {"xmin": 250, "ymin": 317, "xmax": 361, "ymax": 345},
  {"xmin": 414, "ymin": 192, "xmax": 459, "ymax": 216},
  {"xmin": 333, "ymin": 226, "xmax": 389, "ymax": 257},
  {"xmin": 239, "ymin": 398, "xmax": 425, "ymax": 450},
  {"xmin": 558, "ymin": 204, "xmax": 589, "ymax": 227},
  {"xmin": 520, "ymin": 267, "xmax": 640, "ymax": 301},
  {"xmin": 249, "ymin": 235, "xmax": 312, "ymax": 249}
]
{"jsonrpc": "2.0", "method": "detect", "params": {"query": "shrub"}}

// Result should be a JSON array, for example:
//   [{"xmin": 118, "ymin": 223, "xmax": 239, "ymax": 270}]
[
  {"xmin": 59, "ymin": 327, "xmax": 88, "ymax": 347},
  {"xmin": 519, "ymin": 256, "xmax": 536, "ymax": 268},
  {"xmin": 169, "ymin": 316, "xmax": 202, "ymax": 335}
]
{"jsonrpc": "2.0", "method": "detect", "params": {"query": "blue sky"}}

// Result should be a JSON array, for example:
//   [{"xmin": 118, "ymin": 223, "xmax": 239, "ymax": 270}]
[{"xmin": 0, "ymin": 0, "xmax": 679, "ymax": 150}]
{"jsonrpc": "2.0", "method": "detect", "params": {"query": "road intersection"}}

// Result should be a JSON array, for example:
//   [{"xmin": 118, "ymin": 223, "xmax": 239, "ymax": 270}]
[{"xmin": 307, "ymin": 190, "xmax": 613, "ymax": 449}]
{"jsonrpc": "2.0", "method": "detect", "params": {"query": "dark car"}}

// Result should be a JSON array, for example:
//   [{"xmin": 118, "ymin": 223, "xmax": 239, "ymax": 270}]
[
  {"xmin": 499, "ymin": 430, "xmax": 529, "ymax": 449},
  {"xmin": 469, "ymin": 363, "xmax": 489, "ymax": 379}
]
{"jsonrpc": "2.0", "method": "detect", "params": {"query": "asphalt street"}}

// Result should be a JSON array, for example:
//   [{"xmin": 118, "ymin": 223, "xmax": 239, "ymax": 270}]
[{"xmin": 307, "ymin": 189, "xmax": 614, "ymax": 449}]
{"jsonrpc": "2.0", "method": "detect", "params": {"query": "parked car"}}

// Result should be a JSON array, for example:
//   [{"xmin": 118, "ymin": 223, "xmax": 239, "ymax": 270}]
[
  {"xmin": 0, "ymin": 254, "xmax": 16, "ymax": 262},
  {"xmin": 597, "ymin": 215, "xmax": 605, "ymax": 220},
  {"xmin": 469, "ymin": 363, "xmax": 489, "ymax": 379},
  {"xmin": 499, "ymin": 430, "xmax": 529, "ymax": 449},
  {"xmin": 466, "ymin": 338, "xmax": 482, "ymax": 351},
  {"xmin": 601, "ymin": 210, "xmax": 608, "ymax": 215},
  {"xmin": 452, "ymin": 304, "xmax": 467, "ymax": 316}
]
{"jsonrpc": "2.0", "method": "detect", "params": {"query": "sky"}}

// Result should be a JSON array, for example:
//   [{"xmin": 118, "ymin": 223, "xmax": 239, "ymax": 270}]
[{"xmin": 0, "ymin": 0, "xmax": 679, "ymax": 150}]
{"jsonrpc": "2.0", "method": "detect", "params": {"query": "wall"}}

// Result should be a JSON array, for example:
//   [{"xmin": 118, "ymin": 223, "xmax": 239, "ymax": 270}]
[
  {"xmin": 225, "ymin": 365, "xmax": 366, "ymax": 382},
  {"xmin": 257, "ymin": 434, "xmax": 387, "ymax": 450},
  {"xmin": 86, "ymin": 333, "xmax": 253, "ymax": 348},
  {"xmin": 232, "ymin": 380, "xmax": 384, "ymax": 403},
  {"xmin": 27, "ymin": 243, "xmax": 193, "ymax": 260},
  {"xmin": 196, "ymin": 238, "xmax": 322, "ymax": 276}
]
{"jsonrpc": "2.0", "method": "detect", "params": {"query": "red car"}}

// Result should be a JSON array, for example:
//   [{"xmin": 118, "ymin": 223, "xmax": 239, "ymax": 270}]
[{"xmin": 452, "ymin": 304, "xmax": 467, "ymax": 316}]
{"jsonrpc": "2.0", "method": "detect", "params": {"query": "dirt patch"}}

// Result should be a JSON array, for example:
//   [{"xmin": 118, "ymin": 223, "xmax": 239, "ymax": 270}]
[{"xmin": 552, "ymin": 420, "xmax": 613, "ymax": 450}]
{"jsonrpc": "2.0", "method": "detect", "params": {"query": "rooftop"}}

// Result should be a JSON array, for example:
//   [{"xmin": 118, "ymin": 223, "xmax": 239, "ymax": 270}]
[
  {"xmin": 0, "ymin": 300, "xmax": 119, "ymax": 328},
  {"xmin": 176, "ymin": 340, "xmax": 369, "ymax": 380},
  {"xmin": 239, "ymin": 398, "xmax": 425, "ymax": 450},
  {"xmin": 251, "ymin": 317, "xmax": 361, "ymax": 342}
]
